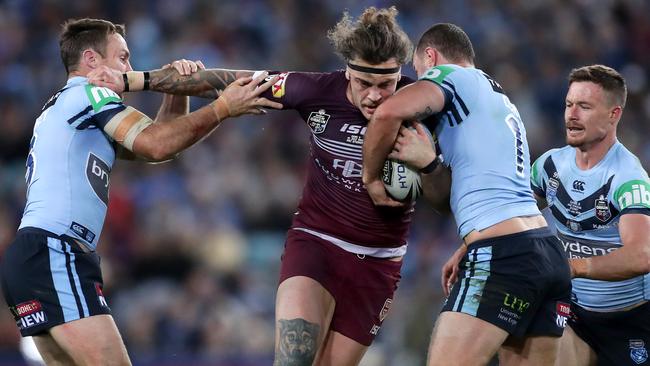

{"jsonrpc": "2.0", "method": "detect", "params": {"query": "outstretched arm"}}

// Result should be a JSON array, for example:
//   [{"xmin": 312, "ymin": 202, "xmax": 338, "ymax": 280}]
[
  {"xmin": 89, "ymin": 66, "xmax": 256, "ymax": 98},
  {"xmin": 362, "ymin": 80, "xmax": 446, "ymax": 206},
  {"xmin": 106, "ymin": 73, "xmax": 282, "ymax": 162},
  {"xmin": 571, "ymin": 213, "xmax": 650, "ymax": 280}
]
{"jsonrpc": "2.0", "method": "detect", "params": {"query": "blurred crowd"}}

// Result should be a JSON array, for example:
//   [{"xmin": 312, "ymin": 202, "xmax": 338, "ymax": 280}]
[{"xmin": 0, "ymin": 0, "xmax": 648, "ymax": 365}]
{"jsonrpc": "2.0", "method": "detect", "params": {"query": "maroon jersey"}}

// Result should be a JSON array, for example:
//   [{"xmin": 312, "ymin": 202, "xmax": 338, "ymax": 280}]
[{"xmin": 261, "ymin": 71, "xmax": 414, "ymax": 249}]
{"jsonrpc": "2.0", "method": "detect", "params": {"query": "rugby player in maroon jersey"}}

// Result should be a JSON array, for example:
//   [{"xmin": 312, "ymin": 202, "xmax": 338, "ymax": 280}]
[{"xmin": 89, "ymin": 7, "xmax": 415, "ymax": 365}]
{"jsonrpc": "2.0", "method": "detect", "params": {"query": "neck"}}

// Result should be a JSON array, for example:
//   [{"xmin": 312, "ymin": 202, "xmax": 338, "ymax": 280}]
[
  {"xmin": 574, "ymin": 137, "xmax": 617, "ymax": 170},
  {"xmin": 68, "ymin": 67, "xmax": 91, "ymax": 79}
]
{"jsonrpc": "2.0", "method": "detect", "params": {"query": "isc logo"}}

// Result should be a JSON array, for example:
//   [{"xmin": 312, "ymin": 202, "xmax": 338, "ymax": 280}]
[{"xmin": 340, "ymin": 123, "xmax": 367, "ymax": 135}]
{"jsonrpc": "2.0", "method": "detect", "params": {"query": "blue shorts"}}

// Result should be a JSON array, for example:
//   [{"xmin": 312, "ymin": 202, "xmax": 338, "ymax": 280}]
[
  {"xmin": 570, "ymin": 302, "xmax": 650, "ymax": 366},
  {"xmin": 1, "ymin": 227, "xmax": 111, "ymax": 336},
  {"xmin": 442, "ymin": 227, "xmax": 572, "ymax": 338}
]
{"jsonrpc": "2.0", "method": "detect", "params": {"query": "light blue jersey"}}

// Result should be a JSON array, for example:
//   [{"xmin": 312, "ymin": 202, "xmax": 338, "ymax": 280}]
[
  {"xmin": 420, "ymin": 65, "xmax": 540, "ymax": 238},
  {"xmin": 20, "ymin": 77, "xmax": 126, "ymax": 250},
  {"xmin": 532, "ymin": 142, "xmax": 650, "ymax": 310}
]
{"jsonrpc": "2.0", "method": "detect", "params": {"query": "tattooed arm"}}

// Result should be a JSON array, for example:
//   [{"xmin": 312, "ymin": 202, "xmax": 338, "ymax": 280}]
[
  {"xmin": 89, "ymin": 66, "xmax": 255, "ymax": 98},
  {"xmin": 362, "ymin": 80, "xmax": 446, "ymax": 206}
]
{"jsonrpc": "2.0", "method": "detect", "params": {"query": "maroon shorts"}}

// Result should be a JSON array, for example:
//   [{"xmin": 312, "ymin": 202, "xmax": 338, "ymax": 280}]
[{"xmin": 279, "ymin": 229, "xmax": 402, "ymax": 346}]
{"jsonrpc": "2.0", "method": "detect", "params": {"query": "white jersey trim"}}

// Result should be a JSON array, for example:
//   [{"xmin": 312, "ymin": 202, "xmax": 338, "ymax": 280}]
[{"xmin": 294, "ymin": 227, "xmax": 407, "ymax": 258}]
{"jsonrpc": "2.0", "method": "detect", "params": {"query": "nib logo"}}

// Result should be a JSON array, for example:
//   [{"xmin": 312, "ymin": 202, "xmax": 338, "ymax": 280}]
[{"xmin": 615, "ymin": 180, "xmax": 650, "ymax": 210}]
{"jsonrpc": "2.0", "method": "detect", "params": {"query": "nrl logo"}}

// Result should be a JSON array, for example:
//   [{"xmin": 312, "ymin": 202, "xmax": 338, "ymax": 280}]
[
  {"xmin": 307, "ymin": 109, "xmax": 330, "ymax": 134},
  {"xmin": 595, "ymin": 195, "xmax": 611, "ymax": 222}
]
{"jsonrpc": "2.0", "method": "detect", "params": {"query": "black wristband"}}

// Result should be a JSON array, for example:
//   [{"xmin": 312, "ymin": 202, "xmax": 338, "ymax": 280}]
[
  {"xmin": 420, "ymin": 155, "xmax": 442, "ymax": 174},
  {"xmin": 143, "ymin": 71, "xmax": 150, "ymax": 90},
  {"xmin": 122, "ymin": 73, "xmax": 129, "ymax": 92}
]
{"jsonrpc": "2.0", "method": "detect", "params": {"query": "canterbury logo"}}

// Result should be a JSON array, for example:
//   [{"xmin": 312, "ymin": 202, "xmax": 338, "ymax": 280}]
[{"xmin": 572, "ymin": 180, "xmax": 585, "ymax": 191}]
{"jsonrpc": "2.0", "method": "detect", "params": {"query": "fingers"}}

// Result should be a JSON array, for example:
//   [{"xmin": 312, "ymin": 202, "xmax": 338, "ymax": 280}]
[
  {"xmin": 379, "ymin": 198, "xmax": 406, "ymax": 208},
  {"xmin": 255, "ymin": 97, "xmax": 283, "ymax": 110},
  {"xmin": 168, "ymin": 59, "xmax": 204, "ymax": 75},
  {"xmin": 413, "ymin": 121, "xmax": 427, "ymax": 135},
  {"xmin": 234, "ymin": 75, "xmax": 254, "ymax": 86},
  {"xmin": 255, "ymin": 74, "xmax": 280, "ymax": 95},
  {"xmin": 441, "ymin": 268, "xmax": 449, "ymax": 295}
]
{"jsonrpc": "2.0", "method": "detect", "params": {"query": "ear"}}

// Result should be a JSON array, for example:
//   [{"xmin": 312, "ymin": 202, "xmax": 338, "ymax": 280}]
[
  {"xmin": 425, "ymin": 47, "xmax": 437, "ymax": 68},
  {"xmin": 81, "ymin": 49, "xmax": 99, "ymax": 69},
  {"xmin": 610, "ymin": 106, "xmax": 623, "ymax": 123},
  {"xmin": 345, "ymin": 68, "xmax": 350, "ymax": 80}
]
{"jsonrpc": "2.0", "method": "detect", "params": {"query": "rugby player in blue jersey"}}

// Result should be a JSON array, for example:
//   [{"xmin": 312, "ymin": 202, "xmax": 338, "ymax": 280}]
[
  {"xmin": 0, "ymin": 18, "xmax": 280, "ymax": 366},
  {"xmin": 362, "ymin": 23, "xmax": 572, "ymax": 365},
  {"xmin": 531, "ymin": 65, "xmax": 650, "ymax": 366}
]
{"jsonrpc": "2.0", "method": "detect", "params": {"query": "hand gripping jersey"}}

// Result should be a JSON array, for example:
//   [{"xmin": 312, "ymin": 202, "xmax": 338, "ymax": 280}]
[
  {"xmin": 19, "ymin": 77, "xmax": 127, "ymax": 250},
  {"xmin": 419, "ymin": 65, "xmax": 540, "ymax": 238},
  {"xmin": 532, "ymin": 142, "xmax": 650, "ymax": 310},
  {"xmin": 261, "ymin": 71, "xmax": 414, "ymax": 256}
]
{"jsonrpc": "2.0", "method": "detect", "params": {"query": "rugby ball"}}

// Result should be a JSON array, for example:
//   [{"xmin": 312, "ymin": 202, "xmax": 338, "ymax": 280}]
[{"xmin": 382, "ymin": 159, "xmax": 422, "ymax": 202}]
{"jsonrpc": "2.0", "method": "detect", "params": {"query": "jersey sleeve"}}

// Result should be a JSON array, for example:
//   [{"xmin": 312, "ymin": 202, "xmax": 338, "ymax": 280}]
[
  {"xmin": 530, "ymin": 149, "xmax": 557, "ymax": 199},
  {"xmin": 612, "ymin": 168, "xmax": 650, "ymax": 215},
  {"xmin": 77, "ymin": 84, "xmax": 126, "ymax": 130},
  {"xmin": 418, "ymin": 65, "xmax": 461, "ymax": 112},
  {"xmin": 258, "ymin": 71, "xmax": 326, "ymax": 109}
]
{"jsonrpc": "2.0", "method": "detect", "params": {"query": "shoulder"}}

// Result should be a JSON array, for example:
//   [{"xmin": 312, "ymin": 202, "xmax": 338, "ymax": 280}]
[
  {"xmin": 539, "ymin": 146, "xmax": 571, "ymax": 163},
  {"xmin": 279, "ymin": 70, "xmax": 345, "ymax": 97},
  {"xmin": 419, "ymin": 64, "xmax": 465, "ymax": 85},
  {"xmin": 611, "ymin": 143, "xmax": 649, "ymax": 185},
  {"xmin": 82, "ymin": 83, "xmax": 123, "ymax": 113},
  {"xmin": 397, "ymin": 75, "xmax": 415, "ymax": 89},
  {"xmin": 532, "ymin": 147, "xmax": 570, "ymax": 181}
]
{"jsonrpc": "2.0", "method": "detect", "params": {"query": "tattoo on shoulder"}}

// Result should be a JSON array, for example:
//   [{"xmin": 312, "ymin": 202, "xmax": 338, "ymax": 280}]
[
  {"xmin": 413, "ymin": 106, "xmax": 434, "ymax": 121},
  {"xmin": 274, "ymin": 318, "xmax": 320, "ymax": 366},
  {"xmin": 149, "ymin": 68, "xmax": 243, "ymax": 98}
]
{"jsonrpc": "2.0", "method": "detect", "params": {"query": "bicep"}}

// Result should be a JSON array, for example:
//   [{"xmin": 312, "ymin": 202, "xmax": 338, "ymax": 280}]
[
  {"xmin": 382, "ymin": 81, "xmax": 446, "ymax": 122},
  {"xmin": 619, "ymin": 213, "xmax": 650, "ymax": 249},
  {"xmin": 101, "ymin": 106, "xmax": 154, "ymax": 151}
]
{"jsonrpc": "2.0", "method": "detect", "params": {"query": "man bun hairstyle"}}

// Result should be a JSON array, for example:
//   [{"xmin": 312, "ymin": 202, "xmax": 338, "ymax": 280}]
[
  {"xmin": 328, "ymin": 6, "xmax": 413, "ymax": 65},
  {"xmin": 416, "ymin": 23, "xmax": 475, "ymax": 64},
  {"xmin": 59, "ymin": 18, "xmax": 125, "ymax": 74},
  {"xmin": 569, "ymin": 65, "xmax": 627, "ymax": 108}
]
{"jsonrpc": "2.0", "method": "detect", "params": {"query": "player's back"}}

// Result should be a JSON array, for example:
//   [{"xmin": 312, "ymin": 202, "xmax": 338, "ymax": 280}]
[
  {"xmin": 421, "ymin": 65, "xmax": 539, "ymax": 238},
  {"xmin": 20, "ymin": 77, "xmax": 120, "ymax": 249}
]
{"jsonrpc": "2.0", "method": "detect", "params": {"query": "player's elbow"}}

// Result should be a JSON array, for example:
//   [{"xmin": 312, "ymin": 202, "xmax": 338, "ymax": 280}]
[
  {"xmin": 132, "ymin": 134, "xmax": 176, "ymax": 162},
  {"xmin": 145, "ymin": 146, "xmax": 177, "ymax": 162},
  {"xmin": 371, "ymin": 105, "xmax": 398, "ymax": 126},
  {"xmin": 639, "ymin": 246, "xmax": 650, "ymax": 274}
]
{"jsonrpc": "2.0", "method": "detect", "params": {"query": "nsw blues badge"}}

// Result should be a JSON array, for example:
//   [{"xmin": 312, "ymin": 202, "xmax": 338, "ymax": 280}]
[{"xmin": 630, "ymin": 339, "xmax": 648, "ymax": 364}]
